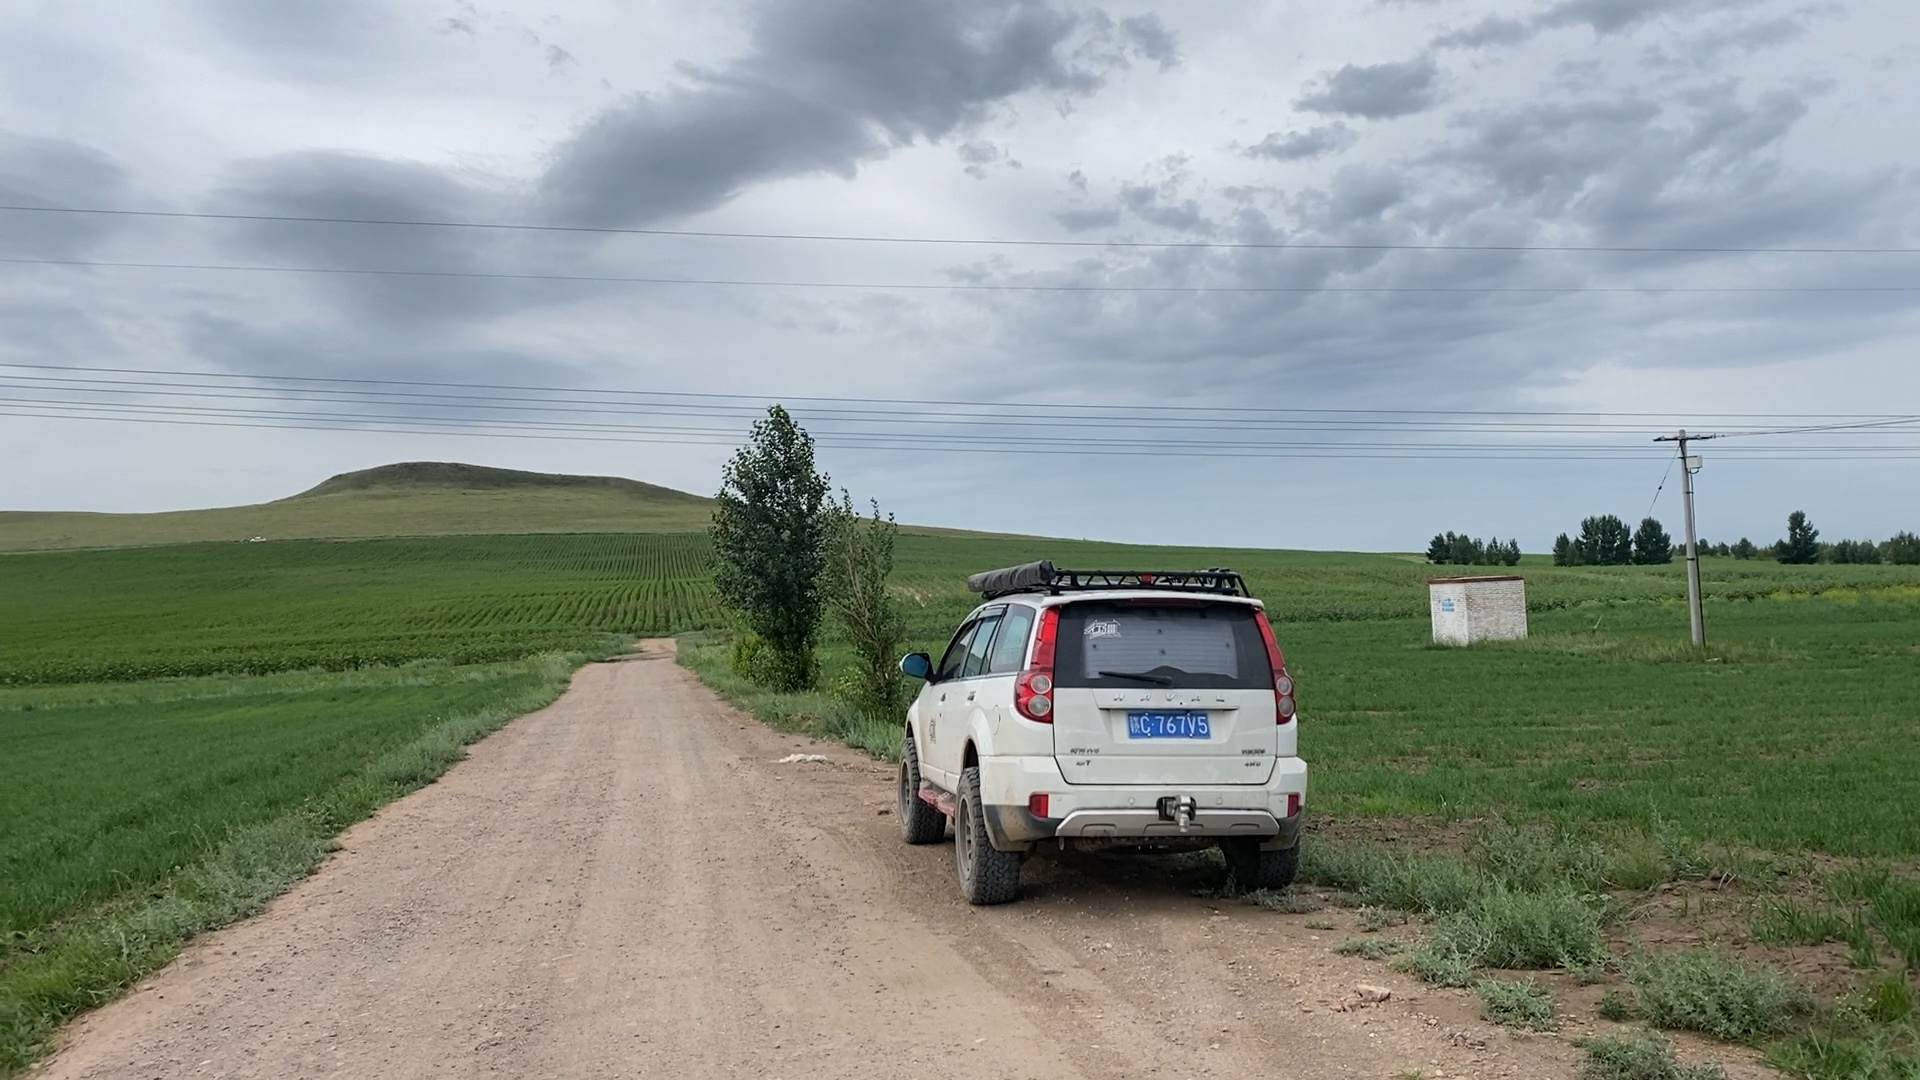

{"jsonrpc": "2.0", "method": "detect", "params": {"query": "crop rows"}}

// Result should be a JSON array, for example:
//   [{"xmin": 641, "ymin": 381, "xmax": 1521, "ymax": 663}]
[
  {"xmin": 10, "ymin": 529, "xmax": 1920, "ymax": 687},
  {"xmin": 0, "ymin": 533, "xmax": 723, "ymax": 685}
]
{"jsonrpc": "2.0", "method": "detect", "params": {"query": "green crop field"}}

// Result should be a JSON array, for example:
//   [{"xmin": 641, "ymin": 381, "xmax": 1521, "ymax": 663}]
[
  {"xmin": 0, "ymin": 533, "xmax": 717, "ymax": 684},
  {"xmin": 6, "ymin": 509, "xmax": 1920, "ymax": 1075}
]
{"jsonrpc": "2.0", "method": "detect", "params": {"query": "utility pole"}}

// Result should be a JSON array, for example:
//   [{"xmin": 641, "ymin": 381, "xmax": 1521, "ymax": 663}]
[{"xmin": 1653, "ymin": 429, "xmax": 1717, "ymax": 648}]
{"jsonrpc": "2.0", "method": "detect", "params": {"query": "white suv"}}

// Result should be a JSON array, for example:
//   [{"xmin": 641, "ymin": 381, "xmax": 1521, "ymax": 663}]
[{"xmin": 897, "ymin": 561, "xmax": 1307, "ymax": 905}]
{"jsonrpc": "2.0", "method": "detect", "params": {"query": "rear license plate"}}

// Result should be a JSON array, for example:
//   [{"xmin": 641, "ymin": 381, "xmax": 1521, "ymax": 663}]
[{"xmin": 1126, "ymin": 711, "xmax": 1211, "ymax": 739}]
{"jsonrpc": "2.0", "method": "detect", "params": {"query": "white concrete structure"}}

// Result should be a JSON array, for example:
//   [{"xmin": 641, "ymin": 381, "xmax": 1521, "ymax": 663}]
[{"xmin": 1428, "ymin": 575, "xmax": 1528, "ymax": 646}]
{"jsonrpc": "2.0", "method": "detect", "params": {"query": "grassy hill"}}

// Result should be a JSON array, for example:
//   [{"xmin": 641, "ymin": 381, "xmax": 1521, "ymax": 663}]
[{"xmin": 0, "ymin": 462, "xmax": 718, "ymax": 551}]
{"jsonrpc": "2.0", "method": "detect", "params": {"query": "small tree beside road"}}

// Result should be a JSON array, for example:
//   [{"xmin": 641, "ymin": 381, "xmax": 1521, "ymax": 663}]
[
  {"xmin": 825, "ymin": 492, "xmax": 908, "ymax": 720},
  {"xmin": 710, "ymin": 405, "xmax": 831, "ymax": 690}
]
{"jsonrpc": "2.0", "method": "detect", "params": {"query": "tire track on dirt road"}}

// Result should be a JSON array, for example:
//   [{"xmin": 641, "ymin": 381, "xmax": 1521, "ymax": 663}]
[{"xmin": 41, "ymin": 640, "xmax": 1689, "ymax": 1079}]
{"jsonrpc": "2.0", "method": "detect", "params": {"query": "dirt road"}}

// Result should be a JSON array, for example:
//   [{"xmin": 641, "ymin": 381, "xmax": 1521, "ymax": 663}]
[{"xmin": 41, "ymin": 642, "xmax": 1742, "ymax": 1079}]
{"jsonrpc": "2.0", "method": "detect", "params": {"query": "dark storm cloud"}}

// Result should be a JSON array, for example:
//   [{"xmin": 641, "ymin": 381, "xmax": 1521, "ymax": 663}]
[
  {"xmin": 1120, "ymin": 15, "xmax": 1181, "ymax": 70},
  {"xmin": 1118, "ymin": 185, "xmax": 1213, "ymax": 233},
  {"xmin": 1433, "ymin": 15, "xmax": 1535, "ymax": 49},
  {"xmin": 0, "ymin": 134, "xmax": 132, "ymax": 258},
  {"xmin": 181, "ymin": 312, "xmax": 586, "ymax": 388},
  {"xmin": 1422, "ymin": 84, "xmax": 1885, "ymax": 252},
  {"xmin": 1052, "ymin": 206, "xmax": 1122, "ymax": 231},
  {"xmin": 540, "ymin": 0, "xmax": 1122, "ymax": 227},
  {"xmin": 207, "ymin": 151, "xmax": 591, "ymax": 327},
  {"xmin": 1536, "ymin": 0, "xmax": 1766, "ymax": 36},
  {"xmin": 1430, "ymin": 0, "xmax": 1773, "ymax": 51},
  {"xmin": 990, "ymin": 74, "xmax": 1912, "ymax": 414},
  {"xmin": 1245, "ymin": 124, "xmax": 1359, "ymax": 162},
  {"xmin": 1295, "ymin": 55, "xmax": 1442, "ymax": 119}
]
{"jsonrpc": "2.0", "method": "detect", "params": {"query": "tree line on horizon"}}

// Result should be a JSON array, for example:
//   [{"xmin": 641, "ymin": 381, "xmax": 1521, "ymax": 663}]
[
  {"xmin": 1545, "ymin": 510, "xmax": 1920, "ymax": 566},
  {"xmin": 1694, "ymin": 511, "xmax": 1920, "ymax": 565},
  {"xmin": 1427, "ymin": 510, "xmax": 1919, "ymax": 568},
  {"xmin": 1425, "ymin": 532, "xmax": 1522, "ymax": 566}
]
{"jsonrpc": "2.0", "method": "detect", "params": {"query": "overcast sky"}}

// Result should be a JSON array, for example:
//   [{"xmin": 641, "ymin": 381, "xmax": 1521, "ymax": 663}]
[{"xmin": 3, "ymin": 0, "xmax": 1918, "ymax": 550}]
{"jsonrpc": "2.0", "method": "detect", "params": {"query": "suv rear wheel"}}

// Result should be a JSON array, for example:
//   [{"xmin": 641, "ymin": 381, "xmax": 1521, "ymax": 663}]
[
  {"xmin": 1223, "ymin": 838, "xmax": 1299, "ymax": 892},
  {"xmin": 897, "ymin": 733, "xmax": 946, "ymax": 845},
  {"xmin": 955, "ymin": 765, "xmax": 1022, "ymax": 905}
]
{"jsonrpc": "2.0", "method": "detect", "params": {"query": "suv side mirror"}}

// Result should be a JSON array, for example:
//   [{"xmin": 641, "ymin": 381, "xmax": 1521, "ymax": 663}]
[{"xmin": 899, "ymin": 652, "xmax": 933, "ymax": 681}]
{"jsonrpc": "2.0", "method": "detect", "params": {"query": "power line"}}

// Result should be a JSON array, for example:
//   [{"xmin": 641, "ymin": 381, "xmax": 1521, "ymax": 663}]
[
  {"xmin": 4, "ymin": 203, "xmax": 1917, "ymax": 255},
  {"xmin": 5, "ymin": 256, "xmax": 1917, "ymax": 295},
  {"xmin": 2, "ymin": 362, "xmax": 1913, "ymax": 425},
  {"xmin": 6, "ymin": 399, "xmax": 1916, "ymax": 458},
  {"xmin": 1, "ymin": 406, "xmax": 1699, "ymax": 459},
  {"xmin": 16, "ymin": 374, "xmax": 1920, "ymax": 436},
  {"xmin": 1645, "ymin": 455, "xmax": 1677, "ymax": 520}
]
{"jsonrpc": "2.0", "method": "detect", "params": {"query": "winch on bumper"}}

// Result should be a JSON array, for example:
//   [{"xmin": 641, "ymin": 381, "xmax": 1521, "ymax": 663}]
[{"xmin": 978, "ymin": 755, "xmax": 1307, "ymax": 854}]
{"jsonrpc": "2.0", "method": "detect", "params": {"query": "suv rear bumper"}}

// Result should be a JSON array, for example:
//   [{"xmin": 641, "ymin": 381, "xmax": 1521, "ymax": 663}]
[{"xmin": 979, "ymin": 754, "xmax": 1306, "ymax": 852}]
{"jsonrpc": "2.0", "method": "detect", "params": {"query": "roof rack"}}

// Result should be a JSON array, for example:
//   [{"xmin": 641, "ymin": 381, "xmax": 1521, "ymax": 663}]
[{"xmin": 966, "ymin": 559, "xmax": 1250, "ymax": 599}]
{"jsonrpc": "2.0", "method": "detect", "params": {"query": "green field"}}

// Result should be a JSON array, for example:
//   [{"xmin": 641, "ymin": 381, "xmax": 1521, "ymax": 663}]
[
  {"xmin": 0, "ymin": 533, "xmax": 715, "ymax": 684},
  {"xmin": 8, "ymin": 530, "xmax": 1920, "ymax": 852},
  {"xmin": 6, "ymin": 486, "xmax": 1920, "ymax": 1075},
  {"xmin": 0, "ymin": 652, "xmax": 593, "ymax": 1072}
]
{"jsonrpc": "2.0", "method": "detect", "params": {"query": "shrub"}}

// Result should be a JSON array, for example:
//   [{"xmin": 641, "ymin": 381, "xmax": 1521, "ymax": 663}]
[
  {"xmin": 1625, "ymin": 949, "xmax": 1813, "ymax": 1042},
  {"xmin": 1472, "ymin": 820, "xmax": 1608, "ymax": 893},
  {"xmin": 1402, "ymin": 888, "xmax": 1606, "ymax": 984},
  {"xmin": 823, "ymin": 492, "xmax": 908, "ymax": 720},
  {"xmin": 1577, "ymin": 1032, "xmax": 1726, "ymax": 1080},
  {"xmin": 1476, "ymin": 976, "xmax": 1559, "ymax": 1031}
]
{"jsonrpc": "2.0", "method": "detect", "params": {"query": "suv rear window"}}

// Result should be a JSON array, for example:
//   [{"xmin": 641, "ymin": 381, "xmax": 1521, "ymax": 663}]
[{"xmin": 1052, "ymin": 601, "xmax": 1270, "ymax": 690}]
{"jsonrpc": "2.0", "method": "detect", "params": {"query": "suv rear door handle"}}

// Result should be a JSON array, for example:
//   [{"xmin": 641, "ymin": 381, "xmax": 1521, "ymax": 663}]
[{"xmin": 966, "ymin": 691, "xmax": 976, "ymax": 701}]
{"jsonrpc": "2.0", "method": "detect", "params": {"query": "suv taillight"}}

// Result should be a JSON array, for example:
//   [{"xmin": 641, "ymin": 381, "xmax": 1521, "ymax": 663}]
[
  {"xmin": 1015, "ymin": 607, "xmax": 1059, "ymax": 723},
  {"xmin": 1255, "ymin": 610, "xmax": 1297, "ymax": 724}
]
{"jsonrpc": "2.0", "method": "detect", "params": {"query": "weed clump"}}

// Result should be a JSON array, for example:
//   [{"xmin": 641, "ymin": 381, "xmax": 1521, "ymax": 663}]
[
  {"xmin": 1472, "ymin": 820, "xmax": 1607, "ymax": 893},
  {"xmin": 1399, "ymin": 887, "xmax": 1605, "ymax": 985},
  {"xmin": 1335, "ymin": 937, "xmax": 1405, "ymax": 960},
  {"xmin": 1598, "ymin": 989, "xmax": 1636, "ymax": 1021},
  {"xmin": 1297, "ymin": 844, "xmax": 1482, "ymax": 916},
  {"xmin": 1576, "ymin": 1032, "xmax": 1726, "ymax": 1080},
  {"xmin": 1475, "ymin": 977, "xmax": 1559, "ymax": 1031},
  {"xmin": 1358, "ymin": 906, "xmax": 1408, "ymax": 932},
  {"xmin": 1624, "ymin": 949, "xmax": 1813, "ymax": 1042},
  {"xmin": 1831, "ymin": 868, "xmax": 1920, "ymax": 972},
  {"xmin": 1766, "ymin": 1031, "xmax": 1920, "ymax": 1080}
]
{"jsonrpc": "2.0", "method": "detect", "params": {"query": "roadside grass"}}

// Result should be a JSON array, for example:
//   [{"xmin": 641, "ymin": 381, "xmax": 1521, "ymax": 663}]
[
  {"xmin": 1576, "ymin": 1032, "xmax": 1727, "ymax": 1080},
  {"xmin": 1622, "ymin": 949, "xmax": 1815, "ymax": 1043},
  {"xmin": 0, "ymin": 649, "xmax": 607, "ymax": 1076},
  {"xmin": 675, "ymin": 632, "xmax": 900, "ymax": 761},
  {"xmin": 1335, "ymin": 937, "xmax": 1406, "ymax": 960},
  {"xmin": 1475, "ymin": 976, "xmax": 1559, "ymax": 1031}
]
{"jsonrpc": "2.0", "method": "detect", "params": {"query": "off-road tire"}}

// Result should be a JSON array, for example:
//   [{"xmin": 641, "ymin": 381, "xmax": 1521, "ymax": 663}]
[
  {"xmin": 955, "ymin": 765, "xmax": 1023, "ymax": 905},
  {"xmin": 1223, "ymin": 838, "xmax": 1300, "ymax": 892},
  {"xmin": 898, "ymin": 733, "xmax": 947, "ymax": 845}
]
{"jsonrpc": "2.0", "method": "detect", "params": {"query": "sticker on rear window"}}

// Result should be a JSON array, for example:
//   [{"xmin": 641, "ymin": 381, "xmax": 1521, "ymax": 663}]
[{"xmin": 1085, "ymin": 619, "xmax": 1122, "ymax": 639}]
